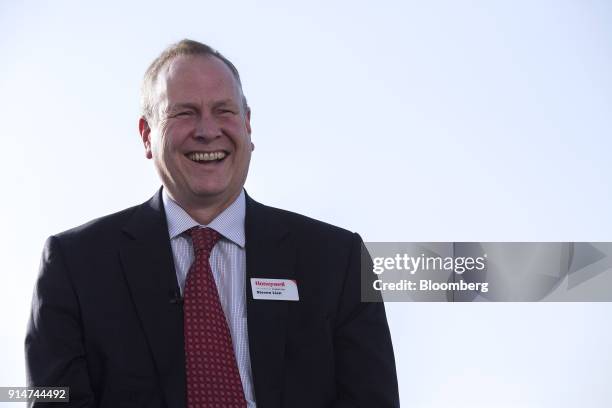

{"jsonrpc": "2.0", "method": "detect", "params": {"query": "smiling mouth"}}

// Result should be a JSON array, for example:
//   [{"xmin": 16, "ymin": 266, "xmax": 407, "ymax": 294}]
[{"xmin": 186, "ymin": 151, "xmax": 228, "ymax": 163}]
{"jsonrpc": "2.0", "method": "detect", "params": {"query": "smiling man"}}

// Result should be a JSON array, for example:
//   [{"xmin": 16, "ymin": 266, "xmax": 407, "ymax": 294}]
[{"xmin": 25, "ymin": 39, "xmax": 399, "ymax": 408}]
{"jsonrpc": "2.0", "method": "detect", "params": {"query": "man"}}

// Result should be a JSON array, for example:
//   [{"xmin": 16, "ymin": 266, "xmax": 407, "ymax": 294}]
[{"xmin": 25, "ymin": 39, "xmax": 399, "ymax": 408}]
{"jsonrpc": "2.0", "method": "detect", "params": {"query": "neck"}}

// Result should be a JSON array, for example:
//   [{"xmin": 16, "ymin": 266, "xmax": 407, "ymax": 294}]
[{"xmin": 166, "ymin": 189, "xmax": 241, "ymax": 225}]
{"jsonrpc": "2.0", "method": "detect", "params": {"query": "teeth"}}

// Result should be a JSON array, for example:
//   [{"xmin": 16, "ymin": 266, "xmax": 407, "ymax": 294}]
[{"xmin": 188, "ymin": 151, "xmax": 226, "ymax": 162}]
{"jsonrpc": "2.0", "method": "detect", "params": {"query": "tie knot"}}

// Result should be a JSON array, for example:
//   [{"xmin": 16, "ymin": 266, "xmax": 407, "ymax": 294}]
[{"xmin": 187, "ymin": 227, "xmax": 221, "ymax": 253}]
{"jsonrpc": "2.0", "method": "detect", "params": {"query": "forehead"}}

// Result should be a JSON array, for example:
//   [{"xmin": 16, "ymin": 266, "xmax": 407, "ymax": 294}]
[{"xmin": 154, "ymin": 55, "xmax": 241, "ymax": 104}]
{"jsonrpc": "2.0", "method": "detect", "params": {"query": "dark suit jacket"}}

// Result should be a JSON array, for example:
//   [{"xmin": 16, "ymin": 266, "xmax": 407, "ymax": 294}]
[{"xmin": 25, "ymin": 190, "xmax": 399, "ymax": 407}]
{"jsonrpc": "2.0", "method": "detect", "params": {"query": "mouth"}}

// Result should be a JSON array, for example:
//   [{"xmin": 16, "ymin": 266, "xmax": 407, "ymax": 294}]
[{"xmin": 185, "ymin": 150, "xmax": 229, "ymax": 164}]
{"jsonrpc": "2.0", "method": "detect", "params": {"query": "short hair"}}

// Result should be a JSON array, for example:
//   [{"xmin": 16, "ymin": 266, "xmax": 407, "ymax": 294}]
[{"xmin": 140, "ymin": 39, "xmax": 248, "ymax": 123}]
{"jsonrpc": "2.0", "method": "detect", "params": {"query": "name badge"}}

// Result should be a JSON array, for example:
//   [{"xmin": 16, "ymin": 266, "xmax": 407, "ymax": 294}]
[{"xmin": 251, "ymin": 278, "xmax": 299, "ymax": 301}]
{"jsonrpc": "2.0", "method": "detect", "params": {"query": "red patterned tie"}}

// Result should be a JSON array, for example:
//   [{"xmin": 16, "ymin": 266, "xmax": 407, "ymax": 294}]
[{"xmin": 184, "ymin": 227, "xmax": 246, "ymax": 408}]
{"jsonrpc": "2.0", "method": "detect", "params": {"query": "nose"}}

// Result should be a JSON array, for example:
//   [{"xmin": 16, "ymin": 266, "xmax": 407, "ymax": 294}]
[{"xmin": 194, "ymin": 112, "xmax": 221, "ymax": 141}]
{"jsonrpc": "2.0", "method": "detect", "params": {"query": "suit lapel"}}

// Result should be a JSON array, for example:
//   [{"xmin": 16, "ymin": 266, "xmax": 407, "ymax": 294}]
[
  {"xmin": 119, "ymin": 189, "xmax": 186, "ymax": 408},
  {"xmin": 245, "ymin": 194, "xmax": 295, "ymax": 408}
]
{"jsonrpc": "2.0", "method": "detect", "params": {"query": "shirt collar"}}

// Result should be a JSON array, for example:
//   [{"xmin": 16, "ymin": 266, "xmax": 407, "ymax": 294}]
[{"xmin": 162, "ymin": 188, "xmax": 246, "ymax": 248}]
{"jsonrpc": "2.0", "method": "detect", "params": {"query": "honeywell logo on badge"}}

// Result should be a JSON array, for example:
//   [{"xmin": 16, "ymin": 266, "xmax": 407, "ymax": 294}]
[{"xmin": 254, "ymin": 280, "xmax": 286, "ymax": 287}]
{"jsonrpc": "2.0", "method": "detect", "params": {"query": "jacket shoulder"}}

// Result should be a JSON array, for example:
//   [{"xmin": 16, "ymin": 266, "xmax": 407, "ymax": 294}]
[
  {"xmin": 52, "ymin": 203, "xmax": 141, "ymax": 245},
  {"xmin": 254, "ymin": 201, "xmax": 357, "ymax": 243}
]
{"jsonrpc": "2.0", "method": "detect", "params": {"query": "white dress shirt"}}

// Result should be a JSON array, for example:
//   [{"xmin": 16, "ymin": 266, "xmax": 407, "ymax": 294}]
[{"xmin": 162, "ymin": 188, "xmax": 256, "ymax": 407}]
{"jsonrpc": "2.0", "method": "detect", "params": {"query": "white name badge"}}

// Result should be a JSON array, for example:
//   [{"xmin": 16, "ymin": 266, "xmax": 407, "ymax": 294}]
[{"xmin": 251, "ymin": 278, "xmax": 300, "ymax": 301}]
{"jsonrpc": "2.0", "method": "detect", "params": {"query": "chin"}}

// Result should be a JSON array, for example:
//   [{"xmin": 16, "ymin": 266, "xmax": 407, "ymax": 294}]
[
  {"xmin": 192, "ymin": 189, "xmax": 224, "ymax": 198},
  {"xmin": 191, "ymin": 186, "xmax": 230, "ymax": 199}
]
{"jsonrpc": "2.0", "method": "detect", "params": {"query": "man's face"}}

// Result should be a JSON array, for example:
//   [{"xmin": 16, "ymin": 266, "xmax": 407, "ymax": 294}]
[{"xmin": 140, "ymin": 55, "xmax": 253, "ymax": 211}]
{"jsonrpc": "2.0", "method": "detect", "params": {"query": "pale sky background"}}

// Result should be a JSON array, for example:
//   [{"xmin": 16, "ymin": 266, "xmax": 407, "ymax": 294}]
[{"xmin": 2, "ymin": 0, "xmax": 612, "ymax": 406}]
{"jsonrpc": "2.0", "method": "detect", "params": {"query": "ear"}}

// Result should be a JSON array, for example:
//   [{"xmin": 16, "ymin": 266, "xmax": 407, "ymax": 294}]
[
  {"xmin": 245, "ymin": 108, "xmax": 254, "ymax": 151},
  {"xmin": 138, "ymin": 117, "xmax": 153, "ymax": 159},
  {"xmin": 245, "ymin": 107, "xmax": 252, "ymax": 135}
]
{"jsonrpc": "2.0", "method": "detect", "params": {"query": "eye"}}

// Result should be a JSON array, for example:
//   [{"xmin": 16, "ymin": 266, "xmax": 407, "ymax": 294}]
[{"xmin": 216, "ymin": 108, "xmax": 236, "ymax": 115}]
